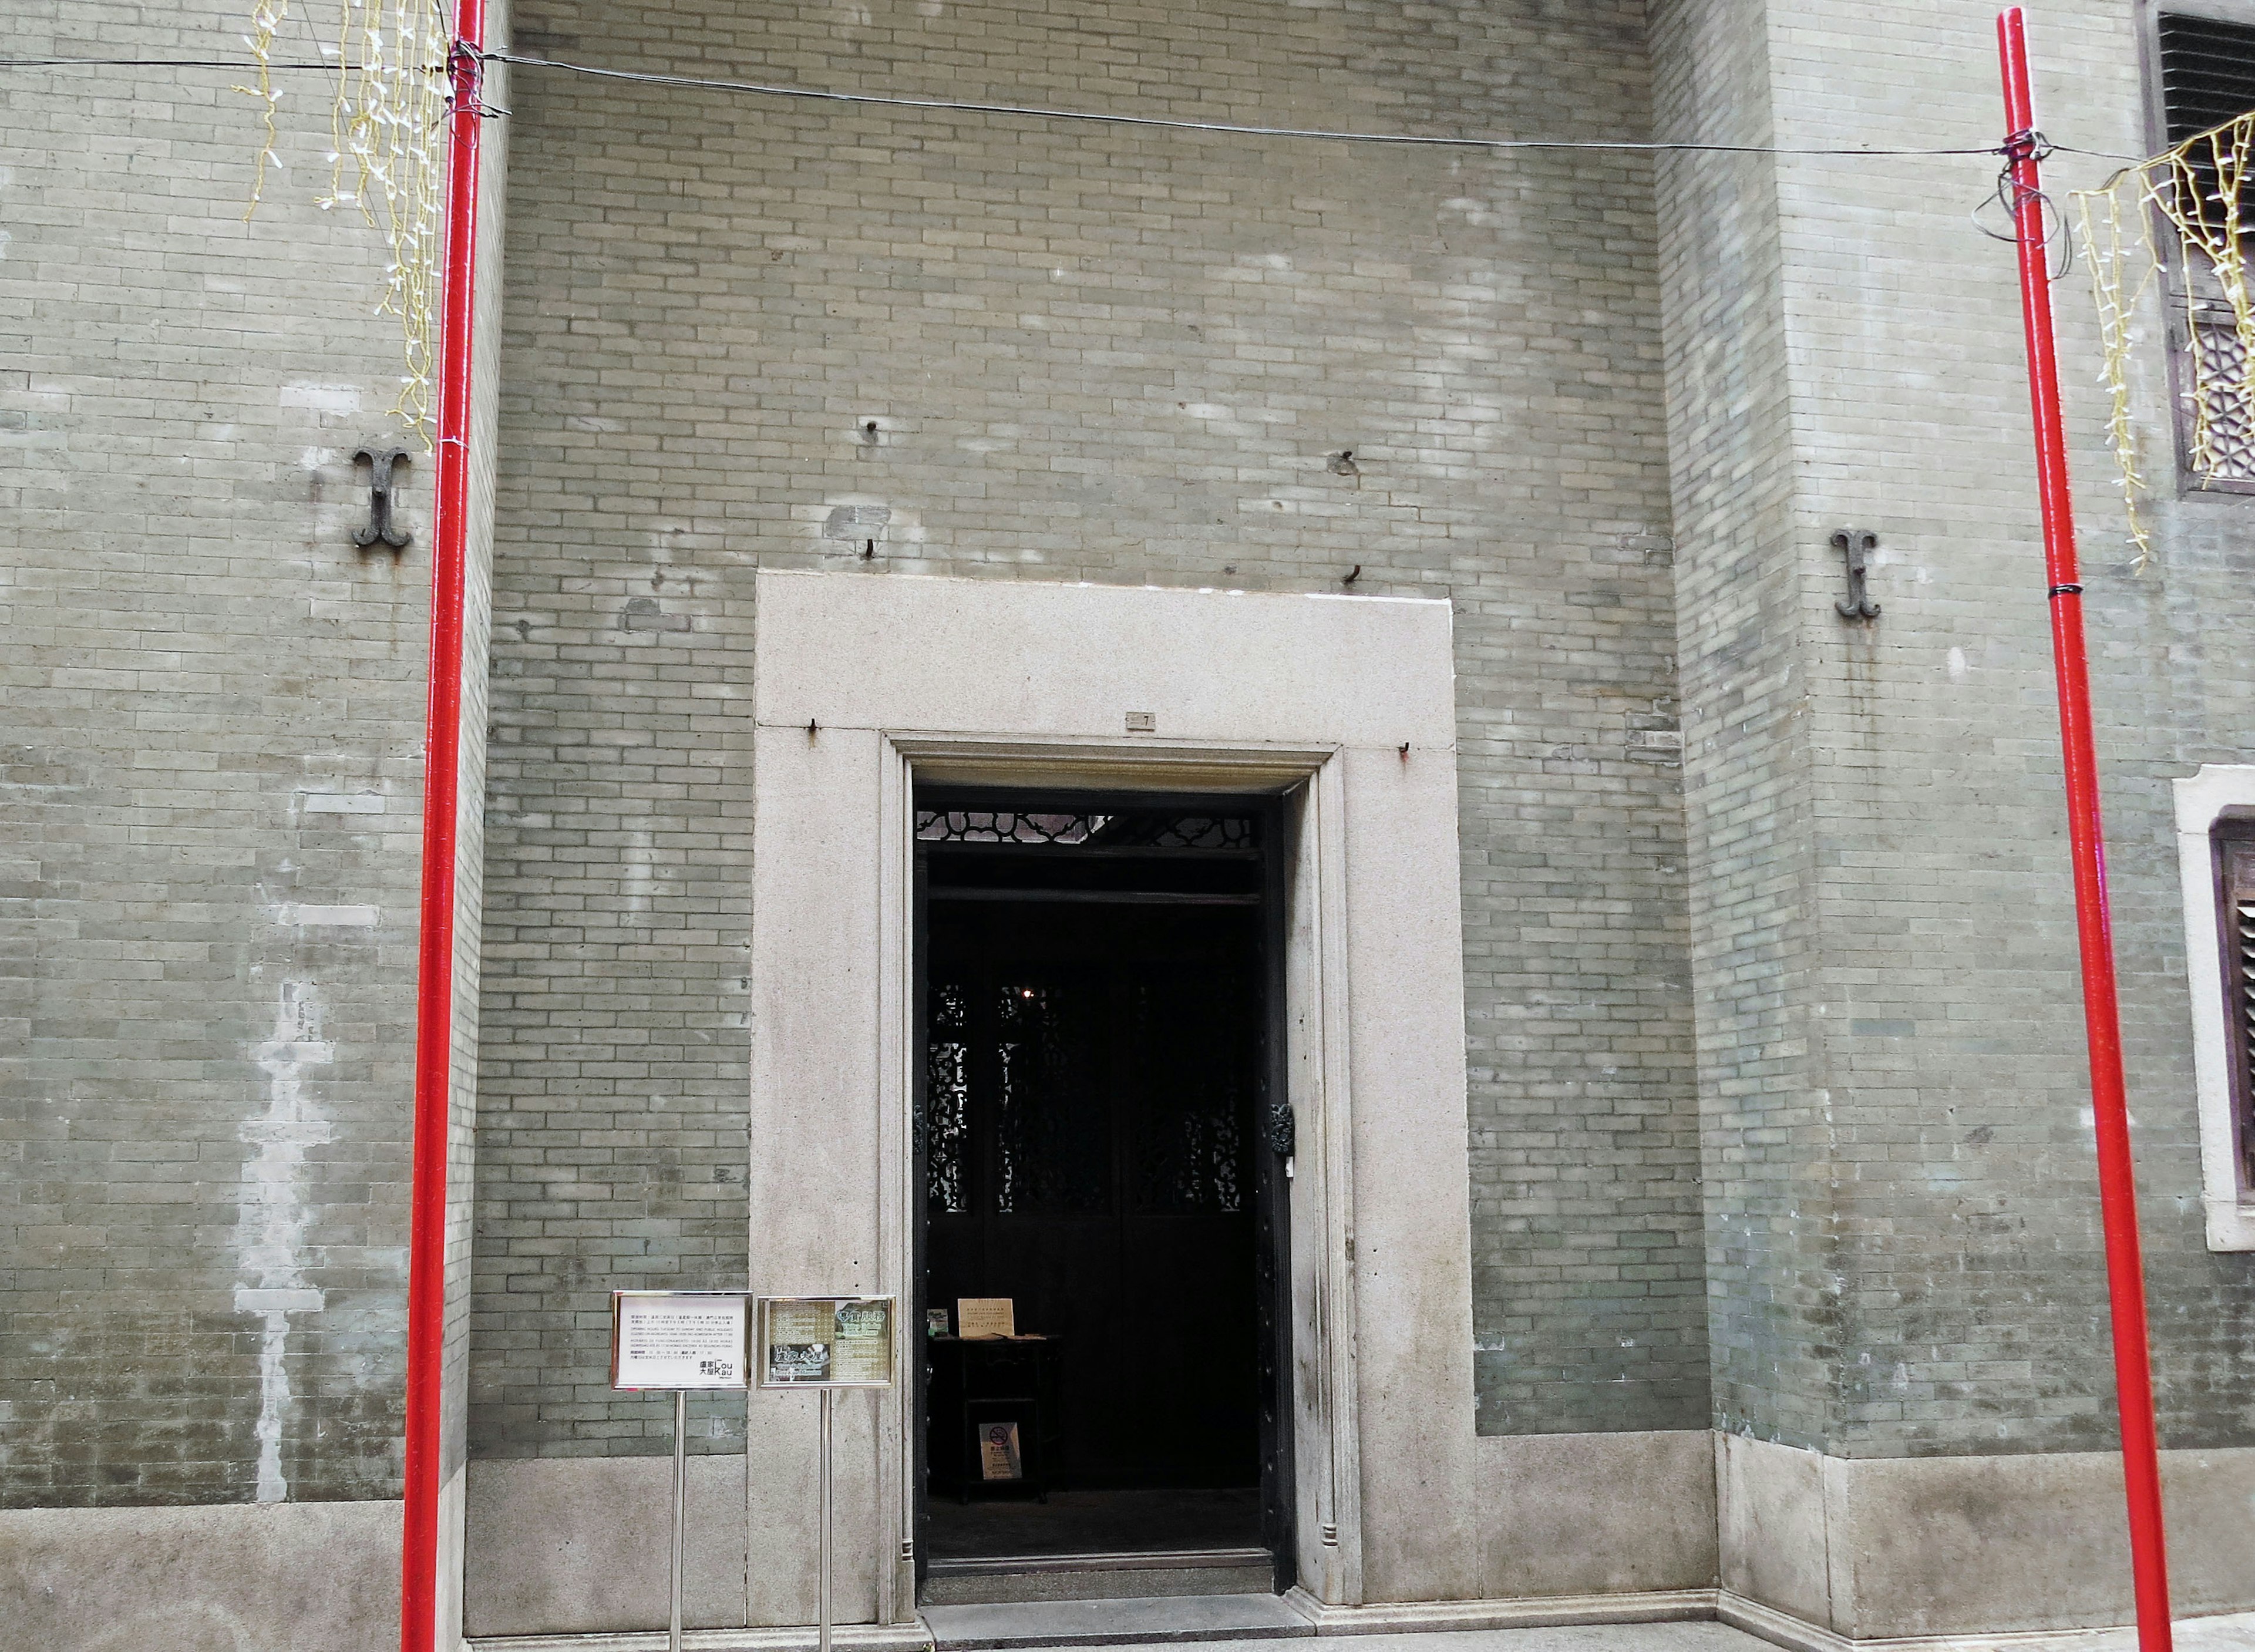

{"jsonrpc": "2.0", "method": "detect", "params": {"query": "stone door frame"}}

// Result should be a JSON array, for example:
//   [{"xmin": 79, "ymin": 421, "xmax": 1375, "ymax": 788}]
[{"xmin": 747, "ymin": 570, "xmax": 1478, "ymax": 1626}]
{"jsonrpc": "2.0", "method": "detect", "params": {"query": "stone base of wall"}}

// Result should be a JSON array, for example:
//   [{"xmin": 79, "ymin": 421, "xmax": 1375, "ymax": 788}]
[
  {"xmin": 1476, "ymin": 1431, "xmax": 1719, "ymax": 1599},
  {"xmin": 0, "ymin": 1498, "xmax": 400, "ymax": 1652},
  {"xmin": 465, "ymin": 1455, "xmax": 752, "ymax": 1638},
  {"xmin": 1718, "ymin": 1597, "xmax": 2255, "ymax": 1652},
  {"xmin": 1720, "ymin": 1435, "xmax": 2255, "ymax": 1640},
  {"xmin": 12, "ymin": 1437, "xmax": 2252, "ymax": 1649}
]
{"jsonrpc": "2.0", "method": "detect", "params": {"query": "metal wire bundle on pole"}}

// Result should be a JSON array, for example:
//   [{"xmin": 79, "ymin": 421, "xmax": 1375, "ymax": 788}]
[{"xmin": 399, "ymin": 3, "xmax": 486, "ymax": 1648}]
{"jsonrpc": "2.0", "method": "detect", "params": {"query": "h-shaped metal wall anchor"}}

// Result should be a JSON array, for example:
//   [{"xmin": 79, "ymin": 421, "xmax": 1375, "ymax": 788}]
[
  {"xmin": 354, "ymin": 446, "xmax": 413, "ymax": 550},
  {"xmin": 1833, "ymin": 527, "xmax": 1880, "ymax": 620}
]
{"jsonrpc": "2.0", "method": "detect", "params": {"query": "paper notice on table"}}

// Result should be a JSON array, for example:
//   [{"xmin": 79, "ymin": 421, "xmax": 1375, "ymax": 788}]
[
  {"xmin": 831, "ymin": 1298, "xmax": 894, "ymax": 1384},
  {"xmin": 611, "ymin": 1293, "xmax": 749, "ymax": 1391},
  {"xmin": 956, "ymin": 1297, "xmax": 1015, "ymax": 1340}
]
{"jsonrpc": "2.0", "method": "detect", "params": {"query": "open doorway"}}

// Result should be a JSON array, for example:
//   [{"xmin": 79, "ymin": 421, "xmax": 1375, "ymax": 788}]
[{"xmin": 913, "ymin": 793, "xmax": 1293, "ymax": 1603}]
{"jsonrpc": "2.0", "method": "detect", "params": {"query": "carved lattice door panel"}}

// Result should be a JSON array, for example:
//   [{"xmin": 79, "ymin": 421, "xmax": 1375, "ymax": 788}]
[{"xmin": 923, "ymin": 901, "xmax": 1261, "ymax": 1489}]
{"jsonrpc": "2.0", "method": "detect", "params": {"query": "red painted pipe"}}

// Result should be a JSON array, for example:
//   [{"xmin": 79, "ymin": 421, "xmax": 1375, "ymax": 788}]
[
  {"xmin": 402, "ymin": 4, "xmax": 486, "ymax": 1649},
  {"xmin": 1995, "ymin": 12, "xmax": 2172, "ymax": 1650}
]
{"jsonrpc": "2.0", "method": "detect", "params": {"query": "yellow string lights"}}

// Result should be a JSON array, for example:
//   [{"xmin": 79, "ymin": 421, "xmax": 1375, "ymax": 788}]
[
  {"xmin": 241, "ymin": 0, "xmax": 448, "ymax": 438},
  {"xmin": 235, "ymin": 16, "xmax": 2255, "ymax": 485},
  {"xmin": 2074, "ymin": 112, "xmax": 2255, "ymax": 565}
]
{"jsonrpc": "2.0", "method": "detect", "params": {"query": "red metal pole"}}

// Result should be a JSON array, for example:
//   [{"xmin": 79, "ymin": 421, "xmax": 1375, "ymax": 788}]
[
  {"xmin": 1995, "ymin": 12, "xmax": 2172, "ymax": 1650},
  {"xmin": 402, "ymin": 4, "xmax": 486, "ymax": 1649}
]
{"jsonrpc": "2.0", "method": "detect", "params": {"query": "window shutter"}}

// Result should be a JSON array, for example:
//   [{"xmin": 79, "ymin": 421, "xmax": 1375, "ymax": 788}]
[
  {"xmin": 2158, "ymin": 13, "xmax": 2255, "ymax": 144},
  {"xmin": 2217, "ymin": 825, "xmax": 2255, "ymax": 1185}
]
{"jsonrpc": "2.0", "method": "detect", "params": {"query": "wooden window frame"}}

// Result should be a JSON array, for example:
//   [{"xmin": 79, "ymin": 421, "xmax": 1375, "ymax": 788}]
[
  {"xmin": 2173, "ymin": 765, "xmax": 2255, "ymax": 1249},
  {"xmin": 2216, "ymin": 823, "xmax": 2255, "ymax": 1187}
]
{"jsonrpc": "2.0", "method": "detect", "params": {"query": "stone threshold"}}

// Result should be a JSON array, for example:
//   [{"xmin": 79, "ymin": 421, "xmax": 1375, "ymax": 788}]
[
  {"xmin": 927, "ymin": 1549, "xmax": 1276, "ymax": 1577},
  {"xmin": 926, "ymin": 1591, "xmax": 1311, "ymax": 1647}
]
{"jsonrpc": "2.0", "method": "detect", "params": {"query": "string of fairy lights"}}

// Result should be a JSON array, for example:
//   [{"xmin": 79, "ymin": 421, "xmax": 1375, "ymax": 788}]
[
  {"xmin": 228, "ymin": 0, "xmax": 450, "ymax": 434},
  {"xmin": 2075, "ymin": 112, "xmax": 2255, "ymax": 564}
]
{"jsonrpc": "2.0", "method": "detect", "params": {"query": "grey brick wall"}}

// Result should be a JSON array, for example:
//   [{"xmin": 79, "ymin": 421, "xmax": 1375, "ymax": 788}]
[
  {"xmin": 1792, "ymin": 0, "xmax": 2255, "ymax": 1454},
  {"xmin": 1657, "ymin": 0, "xmax": 2255, "ymax": 1456},
  {"xmin": 471, "ymin": 0, "xmax": 1705, "ymax": 1454},
  {"xmin": 1, "ymin": 0, "xmax": 442, "ymax": 1504},
  {"xmin": 444, "ymin": 31, "xmax": 514, "ymax": 1499},
  {"xmin": 1650, "ymin": 0, "xmax": 1835, "ymax": 1452},
  {"xmin": 44, "ymin": 0, "xmax": 2254, "ymax": 1516}
]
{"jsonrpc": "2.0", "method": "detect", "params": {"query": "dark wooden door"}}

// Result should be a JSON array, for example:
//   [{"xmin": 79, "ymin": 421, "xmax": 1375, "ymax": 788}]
[{"xmin": 924, "ymin": 901, "xmax": 1261, "ymax": 1489}]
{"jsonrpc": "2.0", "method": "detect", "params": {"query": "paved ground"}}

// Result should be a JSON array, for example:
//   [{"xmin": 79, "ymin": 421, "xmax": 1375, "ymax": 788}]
[
  {"xmin": 461, "ymin": 1604, "xmax": 2255, "ymax": 1651},
  {"xmin": 1054, "ymin": 1631, "xmax": 1763, "ymax": 1652},
  {"xmin": 918, "ymin": 1607, "xmax": 2255, "ymax": 1652},
  {"xmin": 920, "ymin": 1623, "xmax": 1759, "ymax": 1650}
]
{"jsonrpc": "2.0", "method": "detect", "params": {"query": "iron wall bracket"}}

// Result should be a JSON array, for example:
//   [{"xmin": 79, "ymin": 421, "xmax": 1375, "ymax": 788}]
[
  {"xmin": 354, "ymin": 446, "xmax": 414, "ymax": 551},
  {"xmin": 1833, "ymin": 527, "xmax": 1880, "ymax": 620}
]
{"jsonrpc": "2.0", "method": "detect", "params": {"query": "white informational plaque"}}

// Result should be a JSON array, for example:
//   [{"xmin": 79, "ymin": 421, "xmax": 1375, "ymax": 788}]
[
  {"xmin": 755, "ymin": 1296, "xmax": 897, "ymax": 1389},
  {"xmin": 610, "ymin": 1291, "xmax": 751, "ymax": 1391}
]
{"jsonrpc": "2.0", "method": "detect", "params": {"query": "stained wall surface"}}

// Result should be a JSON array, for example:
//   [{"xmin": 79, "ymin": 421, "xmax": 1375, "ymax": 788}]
[
  {"xmin": 473, "ymin": 0, "xmax": 1703, "ymax": 1456},
  {"xmin": 1, "ymin": 0, "xmax": 445, "ymax": 1506}
]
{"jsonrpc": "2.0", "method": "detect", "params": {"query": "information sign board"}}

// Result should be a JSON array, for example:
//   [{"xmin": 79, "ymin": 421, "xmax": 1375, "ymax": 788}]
[
  {"xmin": 755, "ymin": 1296, "xmax": 897, "ymax": 1388},
  {"xmin": 610, "ymin": 1290, "xmax": 750, "ymax": 1391}
]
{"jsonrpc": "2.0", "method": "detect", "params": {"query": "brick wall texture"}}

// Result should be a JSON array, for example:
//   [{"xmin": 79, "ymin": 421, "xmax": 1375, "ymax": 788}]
[
  {"xmin": 10, "ymin": 0, "xmax": 2255, "ymax": 1520},
  {"xmin": 1648, "ymin": 0, "xmax": 1840, "ymax": 1452},
  {"xmin": 1652, "ymin": 0, "xmax": 2255, "ymax": 1455},
  {"xmin": 2, "ymin": 0, "xmax": 441, "ymax": 1503},
  {"xmin": 471, "ymin": 0, "xmax": 1704, "ymax": 1456}
]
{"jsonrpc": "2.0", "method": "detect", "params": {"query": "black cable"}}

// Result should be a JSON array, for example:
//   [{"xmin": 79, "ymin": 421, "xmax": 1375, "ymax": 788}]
[
  {"xmin": 487, "ymin": 49, "xmax": 2016, "ymax": 157},
  {"xmin": 0, "ymin": 51, "xmax": 2151, "ymax": 165}
]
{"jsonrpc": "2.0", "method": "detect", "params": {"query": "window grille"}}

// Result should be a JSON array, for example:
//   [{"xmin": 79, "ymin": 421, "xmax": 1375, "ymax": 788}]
[
  {"xmin": 915, "ymin": 809, "xmax": 1258, "ymax": 851},
  {"xmin": 2157, "ymin": 10, "xmax": 2255, "ymax": 488}
]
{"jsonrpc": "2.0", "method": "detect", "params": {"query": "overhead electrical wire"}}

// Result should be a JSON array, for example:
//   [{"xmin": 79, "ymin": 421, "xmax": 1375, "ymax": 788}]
[
  {"xmin": 483, "ymin": 49, "xmax": 2027, "ymax": 157},
  {"xmin": 0, "ymin": 51, "xmax": 2139, "ymax": 161}
]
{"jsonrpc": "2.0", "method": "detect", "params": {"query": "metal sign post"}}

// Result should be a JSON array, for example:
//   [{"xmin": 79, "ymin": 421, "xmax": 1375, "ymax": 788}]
[
  {"xmin": 671, "ymin": 1388, "xmax": 689, "ymax": 1652},
  {"xmin": 611, "ymin": 1291, "xmax": 753, "ymax": 1652},
  {"xmin": 755, "ymin": 1296, "xmax": 899, "ymax": 1652},
  {"xmin": 819, "ymin": 1387, "xmax": 835, "ymax": 1652}
]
